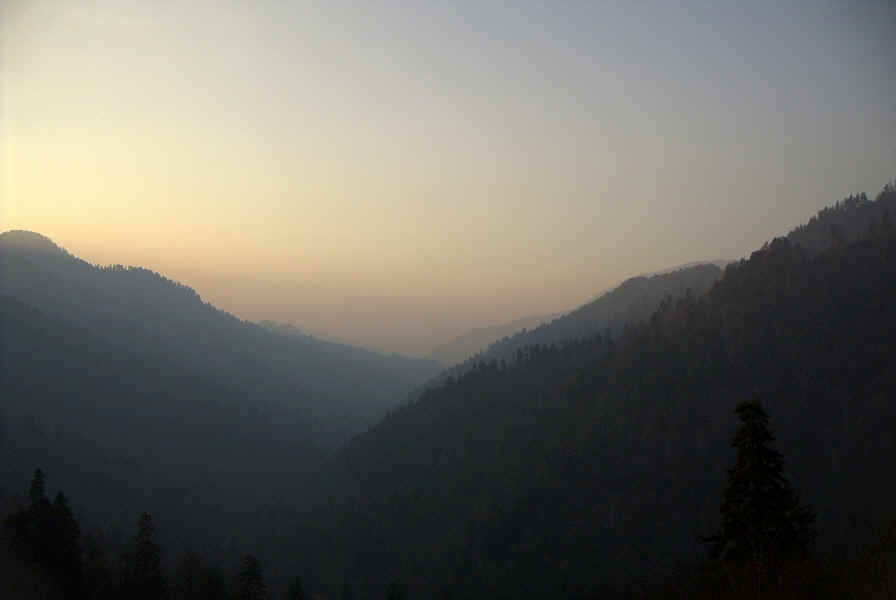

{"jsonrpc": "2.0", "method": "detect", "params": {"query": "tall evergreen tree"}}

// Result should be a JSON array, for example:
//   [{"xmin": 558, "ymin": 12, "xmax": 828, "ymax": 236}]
[
  {"xmin": 51, "ymin": 491, "xmax": 84, "ymax": 597},
  {"xmin": 124, "ymin": 512, "xmax": 165, "ymax": 600},
  {"xmin": 3, "ymin": 470, "xmax": 86, "ymax": 597},
  {"xmin": 704, "ymin": 399, "xmax": 815, "ymax": 566},
  {"xmin": 5, "ymin": 470, "xmax": 48, "ymax": 565}
]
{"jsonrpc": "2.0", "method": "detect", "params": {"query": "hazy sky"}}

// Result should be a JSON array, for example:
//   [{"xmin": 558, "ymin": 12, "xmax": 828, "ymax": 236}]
[{"xmin": 3, "ymin": 0, "xmax": 894, "ymax": 355}]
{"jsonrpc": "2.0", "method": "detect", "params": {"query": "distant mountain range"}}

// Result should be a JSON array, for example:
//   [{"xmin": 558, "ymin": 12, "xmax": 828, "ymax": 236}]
[
  {"xmin": 414, "ymin": 260, "xmax": 726, "ymax": 400},
  {"xmin": 0, "ymin": 230, "xmax": 441, "ymax": 445},
  {"xmin": 427, "ymin": 260, "xmax": 733, "ymax": 369},
  {"xmin": 427, "ymin": 313, "xmax": 561, "ymax": 366}
]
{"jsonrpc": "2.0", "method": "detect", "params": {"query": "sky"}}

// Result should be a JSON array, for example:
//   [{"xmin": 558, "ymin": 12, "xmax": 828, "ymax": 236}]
[{"xmin": 2, "ymin": 0, "xmax": 894, "ymax": 356}]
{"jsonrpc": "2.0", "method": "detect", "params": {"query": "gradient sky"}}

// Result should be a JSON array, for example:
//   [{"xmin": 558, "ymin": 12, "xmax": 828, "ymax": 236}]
[{"xmin": 2, "ymin": 0, "xmax": 894, "ymax": 355}]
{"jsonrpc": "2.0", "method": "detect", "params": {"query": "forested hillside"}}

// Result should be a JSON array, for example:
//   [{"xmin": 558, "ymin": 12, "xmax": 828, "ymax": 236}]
[
  {"xmin": 277, "ymin": 184, "xmax": 896, "ymax": 599},
  {"xmin": 423, "ymin": 262, "xmax": 724, "ymax": 392},
  {"xmin": 788, "ymin": 184, "xmax": 896, "ymax": 255},
  {"xmin": 0, "ymin": 232, "xmax": 439, "ymax": 589},
  {"xmin": 483, "ymin": 261, "xmax": 723, "ymax": 355},
  {"xmin": 1, "ymin": 471, "xmax": 267, "ymax": 600},
  {"xmin": 0, "ymin": 231, "xmax": 441, "ymax": 443},
  {"xmin": 0, "ymin": 293, "xmax": 327, "ymax": 552}
]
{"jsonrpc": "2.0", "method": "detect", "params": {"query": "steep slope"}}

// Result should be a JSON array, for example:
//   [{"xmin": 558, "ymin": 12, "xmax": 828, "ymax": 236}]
[
  {"xmin": 0, "ymin": 231, "xmax": 441, "ymax": 443},
  {"xmin": 0, "ymin": 293, "xmax": 329, "ymax": 549},
  {"xmin": 787, "ymin": 183, "xmax": 896, "ymax": 255},
  {"xmin": 281, "ymin": 184, "xmax": 896, "ymax": 599},
  {"xmin": 421, "ymin": 261, "xmax": 724, "ymax": 393},
  {"xmin": 501, "ymin": 261, "xmax": 724, "ymax": 348}
]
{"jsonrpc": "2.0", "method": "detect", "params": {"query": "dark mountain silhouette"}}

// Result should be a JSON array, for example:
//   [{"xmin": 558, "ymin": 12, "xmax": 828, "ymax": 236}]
[
  {"xmin": 485, "ymin": 261, "xmax": 725, "ymax": 352},
  {"xmin": 0, "ymin": 233, "xmax": 441, "ymax": 575},
  {"xmin": 274, "ymin": 183, "xmax": 896, "ymax": 599},
  {"xmin": 427, "ymin": 261, "xmax": 730, "ymax": 371},
  {"xmin": 0, "ymin": 231, "xmax": 441, "ymax": 444},
  {"xmin": 257, "ymin": 319, "xmax": 311, "ymax": 338},
  {"xmin": 257, "ymin": 319, "xmax": 422, "ymax": 373},
  {"xmin": 640, "ymin": 258, "xmax": 732, "ymax": 277},
  {"xmin": 419, "ymin": 261, "xmax": 725, "ymax": 395},
  {"xmin": 0, "ymin": 292, "xmax": 330, "ymax": 548},
  {"xmin": 787, "ymin": 183, "xmax": 896, "ymax": 255}
]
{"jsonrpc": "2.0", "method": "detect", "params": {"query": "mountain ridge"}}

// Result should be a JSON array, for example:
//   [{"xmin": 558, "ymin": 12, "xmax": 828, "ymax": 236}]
[
  {"xmin": 0, "ymin": 230, "xmax": 442, "ymax": 443},
  {"xmin": 275, "ymin": 182, "xmax": 896, "ymax": 598}
]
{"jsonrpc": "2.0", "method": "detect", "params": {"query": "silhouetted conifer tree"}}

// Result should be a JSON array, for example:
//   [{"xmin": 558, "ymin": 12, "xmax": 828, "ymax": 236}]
[
  {"xmin": 704, "ymin": 399, "xmax": 815, "ymax": 569},
  {"xmin": 3, "ymin": 470, "xmax": 87, "ymax": 597},
  {"xmin": 124, "ymin": 512, "xmax": 165, "ymax": 600},
  {"xmin": 27, "ymin": 469, "xmax": 55, "ymax": 568},
  {"xmin": 51, "ymin": 491, "xmax": 83, "ymax": 596}
]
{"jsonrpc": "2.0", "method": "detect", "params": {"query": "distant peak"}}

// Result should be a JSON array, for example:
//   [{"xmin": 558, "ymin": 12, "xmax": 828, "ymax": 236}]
[
  {"xmin": 0, "ymin": 230, "xmax": 63, "ymax": 253},
  {"xmin": 637, "ymin": 259, "xmax": 730, "ymax": 279}
]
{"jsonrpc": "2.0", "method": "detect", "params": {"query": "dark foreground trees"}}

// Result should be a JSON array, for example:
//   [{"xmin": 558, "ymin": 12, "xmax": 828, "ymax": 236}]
[
  {"xmin": 171, "ymin": 551, "xmax": 228, "ymax": 600},
  {"xmin": 2, "ymin": 470, "xmax": 230, "ymax": 599},
  {"xmin": 121, "ymin": 512, "xmax": 166, "ymax": 600},
  {"xmin": 4, "ymin": 469, "xmax": 84, "ymax": 598},
  {"xmin": 703, "ymin": 399, "xmax": 816, "ymax": 593}
]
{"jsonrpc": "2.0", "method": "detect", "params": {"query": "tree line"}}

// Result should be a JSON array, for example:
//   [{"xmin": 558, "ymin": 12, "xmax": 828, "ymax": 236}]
[{"xmin": 1, "ymin": 469, "xmax": 325, "ymax": 600}]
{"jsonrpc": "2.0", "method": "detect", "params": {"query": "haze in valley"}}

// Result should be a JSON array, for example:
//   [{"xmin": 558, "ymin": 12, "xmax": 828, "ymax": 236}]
[{"xmin": 3, "ymin": 0, "xmax": 893, "ymax": 355}]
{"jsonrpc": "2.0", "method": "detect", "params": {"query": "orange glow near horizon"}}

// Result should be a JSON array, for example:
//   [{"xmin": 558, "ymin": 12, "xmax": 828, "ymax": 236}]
[{"xmin": 3, "ymin": 0, "xmax": 894, "ymax": 354}]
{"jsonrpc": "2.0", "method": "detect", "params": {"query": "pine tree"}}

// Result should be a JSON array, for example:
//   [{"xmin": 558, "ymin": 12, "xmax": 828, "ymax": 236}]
[
  {"xmin": 28, "ymin": 468, "xmax": 54, "ymax": 568},
  {"xmin": 51, "ymin": 491, "xmax": 84, "ymax": 596},
  {"xmin": 125, "ymin": 512, "xmax": 165, "ymax": 600},
  {"xmin": 4, "ymin": 470, "xmax": 47, "ymax": 564},
  {"xmin": 704, "ymin": 399, "xmax": 815, "ymax": 567}
]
